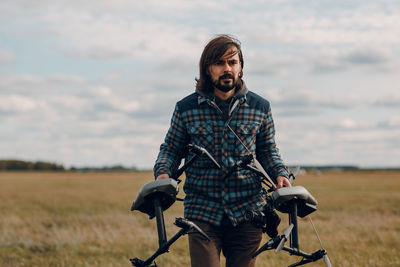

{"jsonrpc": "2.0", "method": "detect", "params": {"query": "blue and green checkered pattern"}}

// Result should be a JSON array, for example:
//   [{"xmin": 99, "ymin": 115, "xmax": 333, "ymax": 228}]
[{"xmin": 154, "ymin": 91, "xmax": 288, "ymax": 226}]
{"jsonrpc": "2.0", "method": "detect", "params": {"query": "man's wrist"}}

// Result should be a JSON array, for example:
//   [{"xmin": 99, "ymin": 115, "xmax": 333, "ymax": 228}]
[
  {"xmin": 156, "ymin": 173, "xmax": 170, "ymax": 180},
  {"xmin": 154, "ymin": 168, "xmax": 171, "ymax": 180}
]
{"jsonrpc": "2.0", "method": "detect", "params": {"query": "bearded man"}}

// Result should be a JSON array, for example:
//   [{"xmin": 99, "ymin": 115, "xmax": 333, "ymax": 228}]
[{"xmin": 154, "ymin": 34, "xmax": 291, "ymax": 267}]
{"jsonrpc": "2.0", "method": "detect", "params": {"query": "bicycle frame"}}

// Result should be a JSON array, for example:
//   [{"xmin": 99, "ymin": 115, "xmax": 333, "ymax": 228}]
[{"xmin": 130, "ymin": 145, "xmax": 331, "ymax": 267}]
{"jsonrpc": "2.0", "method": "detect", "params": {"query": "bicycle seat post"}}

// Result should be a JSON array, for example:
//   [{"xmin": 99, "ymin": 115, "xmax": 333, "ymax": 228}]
[
  {"xmin": 288, "ymin": 199, "xmax": 299, "ymax": 250},
  {"xmin": 153, "ymin": 197, "xmax": 167, "ymax": 247}
]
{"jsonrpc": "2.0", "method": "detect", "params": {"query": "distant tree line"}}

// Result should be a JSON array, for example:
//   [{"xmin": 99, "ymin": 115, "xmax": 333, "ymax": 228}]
[
  {"xmin": 70, "ymin": 165, "xmax": 137, "ymax": 172},
  {"xmin": 0, "ymin": 160, "xmax": 65, "ymax": 171},
  {"xmin": 297, "ymin": 165, "xmax": 359, "ymax": 171},
  {"xmin": 0, "ymin": 160, "xmax": 138, "ymax": 172}
]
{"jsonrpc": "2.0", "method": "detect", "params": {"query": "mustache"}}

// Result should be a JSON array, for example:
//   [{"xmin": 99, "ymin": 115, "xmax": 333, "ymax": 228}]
[{"xmin": 218, "ymin": 73, "xmax": 234, "ymax": 80}]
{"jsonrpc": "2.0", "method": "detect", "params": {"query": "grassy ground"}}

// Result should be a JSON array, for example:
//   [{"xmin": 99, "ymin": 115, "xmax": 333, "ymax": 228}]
[{"xmin": 0, "ymin": 170, "xmax": 399, "ymax": 266}]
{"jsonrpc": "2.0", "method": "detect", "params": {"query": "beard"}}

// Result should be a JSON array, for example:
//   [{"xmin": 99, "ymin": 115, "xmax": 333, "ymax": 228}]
[{"xmin": 211, "ymin": 73, "xmax": 239, "ymax": 92}]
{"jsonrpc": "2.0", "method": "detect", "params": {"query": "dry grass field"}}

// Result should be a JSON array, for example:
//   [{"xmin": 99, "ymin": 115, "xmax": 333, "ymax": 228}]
[{"xmin": 0, "ymin": 170, "xmax": 399, "ymax": 267}]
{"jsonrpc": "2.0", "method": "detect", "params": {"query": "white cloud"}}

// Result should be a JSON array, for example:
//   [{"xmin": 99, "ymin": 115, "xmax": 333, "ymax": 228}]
[
  {"xmin": 315, "ymin": 46, "xmax": 397, "ymax": 73},
  {"xmin": 339, "ymin": 118, "xmax": 360, "ymax": 129},
  {"xmin": 373, "ymin": 94, "xmax": 400, "ymax": 108},
  {"xmin": 92, "ymin": 86, "xmax": 141, "ymax": 112},
  {"xmin": 0, "ymin": 48, "xmax": 15, "ymax": 64},
  {"xmin": 0, "ymin": 74, "xmax": 44, "ymax": 92},
  {"xmin": 0, "ymin": 95, "xmax": 36, "ymax": 113},
  {"xmin": 277, "ymin": 115, "xmax": 400, "ymax": 167},
  {"xmin": 260, "ymin": 87, "xmax": 363, "ymax": 117},
  {"xmin": 377, "ymin": 117, "xmax": 400, "ymax": 129},
  {"xmin": 48, "ymin": 74, "xmax": 85, "ymax": 84},
  {"xmin": 36, "ymin": 8, "xmax": 206, "ymax": 62}
]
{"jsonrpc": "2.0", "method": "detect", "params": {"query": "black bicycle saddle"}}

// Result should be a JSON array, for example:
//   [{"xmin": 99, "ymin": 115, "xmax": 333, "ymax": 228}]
[
  {"xmin": 131, "ymin": 178, "xmax": 179, "ymax": 218},
  {"xmin": 271, "ymin": 186, "xmax": 317, "ymax": 217}
]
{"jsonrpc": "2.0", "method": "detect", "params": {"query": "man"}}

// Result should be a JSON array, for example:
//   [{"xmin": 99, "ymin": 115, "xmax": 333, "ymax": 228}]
[{"xmin": 154, "ymin": 34, "xmax": 291, "ymax": 267}]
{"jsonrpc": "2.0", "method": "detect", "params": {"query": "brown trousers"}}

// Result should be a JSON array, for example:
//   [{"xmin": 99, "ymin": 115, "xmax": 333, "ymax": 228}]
[{"xmin": 188, "ymin": 219, "xmax": 262, "ymax": 267}]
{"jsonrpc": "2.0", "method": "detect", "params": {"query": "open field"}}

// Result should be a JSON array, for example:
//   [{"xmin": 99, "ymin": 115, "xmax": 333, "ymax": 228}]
[{"xmin": 0, "ymin": 170, "xmax": 399, "ymax": 267}]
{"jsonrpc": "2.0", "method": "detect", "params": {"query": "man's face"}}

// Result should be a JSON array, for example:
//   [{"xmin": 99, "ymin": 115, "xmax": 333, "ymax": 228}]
[{"xmin": 208, "ymin": 47, "xmax": 242, "ymax": 93}]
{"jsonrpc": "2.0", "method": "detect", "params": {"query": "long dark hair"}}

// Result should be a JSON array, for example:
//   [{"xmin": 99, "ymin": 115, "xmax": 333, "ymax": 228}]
[{"xmin": 195, "ymin": 34, "xmax": 244, "ymax": 92}]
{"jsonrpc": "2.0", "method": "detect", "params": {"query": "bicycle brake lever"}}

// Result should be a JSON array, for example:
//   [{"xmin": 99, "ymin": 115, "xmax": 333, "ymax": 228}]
[
  {"xmin": 275, "ymin": 223, "xmax": 294, "ymax": 253},
  {"xmin": 175, "ymin": 218, "xmax": 211, "ymax": 241},
  {"xmin": 188, "ymin": 144, "xmax": 221, "ymax": 169},
  {"xmin": 190, "ymin": 221, "xmax": 211, "ymax": 242}
]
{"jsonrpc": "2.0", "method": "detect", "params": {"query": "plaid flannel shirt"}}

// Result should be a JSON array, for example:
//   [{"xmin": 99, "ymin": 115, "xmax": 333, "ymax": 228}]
[{"xmin": 154, "ymin": 89, "xmax": 288, "ymax": 227}]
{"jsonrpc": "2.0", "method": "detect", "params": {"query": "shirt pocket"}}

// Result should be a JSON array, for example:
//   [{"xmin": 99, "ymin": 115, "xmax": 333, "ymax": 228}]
[
  {"xmin": 187, "ymin": 123, "xmax": 216, "ymax": 166},
  {"xmin": 234, "ymin": 122, "xmax": 260, "ymax": 156}
]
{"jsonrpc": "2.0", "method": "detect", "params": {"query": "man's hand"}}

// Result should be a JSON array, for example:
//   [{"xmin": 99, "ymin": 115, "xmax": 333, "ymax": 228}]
[
  {"xmin": 156, "ymin": 173, "xmax": 170, "ymax": 180},
  {"xmin": 276, "ymin": 176, "xmax": 291, "ymax": 189}
]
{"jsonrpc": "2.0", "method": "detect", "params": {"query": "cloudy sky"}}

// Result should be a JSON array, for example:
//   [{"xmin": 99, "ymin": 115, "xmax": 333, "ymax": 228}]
[{"xmin": 1, "ymin": 0, "xmax": 399, "ymax": 169}]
